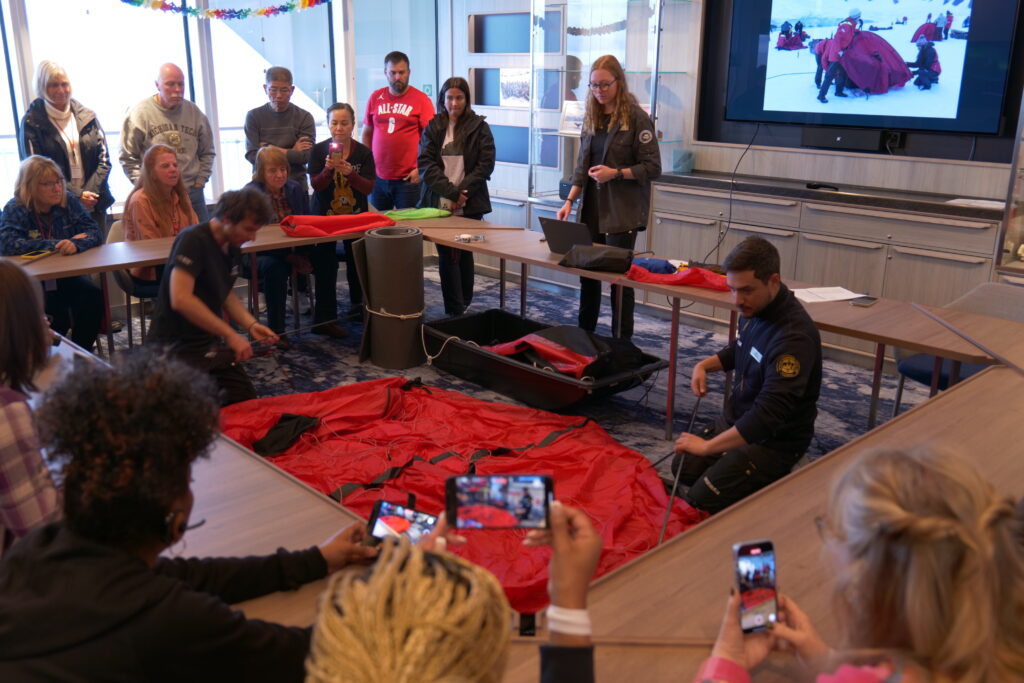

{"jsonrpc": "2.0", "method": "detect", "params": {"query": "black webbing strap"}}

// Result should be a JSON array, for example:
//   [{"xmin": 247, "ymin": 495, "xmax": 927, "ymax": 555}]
[{"xmin": 328, "ymin": 419, "xmax": 591, "ymax": 501}]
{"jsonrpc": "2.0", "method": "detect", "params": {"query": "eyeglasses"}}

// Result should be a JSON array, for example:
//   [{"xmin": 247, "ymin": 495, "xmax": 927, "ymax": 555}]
[
  {"xmin": 39, "ymin": 180, "xmax": 63, "ymax": 189},
  {"xmin": 267, "ymin": 87, "xmax": 292, "ymax": 95},
  {"xmin": 588, "ymin": 79, "xmax": 617, "ymax": 91}
]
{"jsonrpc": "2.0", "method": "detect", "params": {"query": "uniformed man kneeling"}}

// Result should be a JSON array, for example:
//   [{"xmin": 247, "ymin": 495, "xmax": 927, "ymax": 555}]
[{"xmin": 671, "ymin": 236, "xmax": 822, "ymax": 514}]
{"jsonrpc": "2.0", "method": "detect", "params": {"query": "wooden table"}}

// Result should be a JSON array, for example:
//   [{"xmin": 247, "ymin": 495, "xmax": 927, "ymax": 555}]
[
  {"xmin": 503, "ymin": 365, "xmax": 1024, "ymax": 682},
  {"xmin": 180, "ymin": 435, "xmax": 363, "ymax": 627}
]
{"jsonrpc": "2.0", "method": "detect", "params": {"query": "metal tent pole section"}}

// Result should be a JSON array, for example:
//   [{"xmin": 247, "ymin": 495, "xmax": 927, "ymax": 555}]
[{"xmin": 649, "ymin": 0, "xmax": 665, "ymax": 130}]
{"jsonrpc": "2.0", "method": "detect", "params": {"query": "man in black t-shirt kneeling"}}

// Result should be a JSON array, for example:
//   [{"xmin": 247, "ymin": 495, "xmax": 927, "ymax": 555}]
[{"xmin": 148, "ymin": 187, "xmax": 277, "ymax": 405}]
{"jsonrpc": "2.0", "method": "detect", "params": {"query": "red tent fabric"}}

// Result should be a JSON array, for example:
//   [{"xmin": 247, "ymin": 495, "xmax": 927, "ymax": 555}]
[
  {"xmin": 484, "ymin": 333, "xmax": 596, "ymax": 379},
  {"xmin": 626, "ymin": 264, "xmax": 730, "ymax": 292},
  {"xmin": 279, "ymin": 212, "xmax": 395, "ymax": 238},
  {"xmin": 840, "ymin": 31, "xmax": 912, "ymax": 95},
  {"xmin": 220, "ymin": 378, "xmax": 706, "ymax": 613},
  {"xmin": 911, "ymin": 22, "xmax": 936, "ymax": 43}
]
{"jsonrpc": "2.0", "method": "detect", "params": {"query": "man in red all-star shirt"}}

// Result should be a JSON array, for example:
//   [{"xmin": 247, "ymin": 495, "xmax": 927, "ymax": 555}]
[{"xmin": 361, "ymin": 51, "xmax": 435, "ymax": 210}]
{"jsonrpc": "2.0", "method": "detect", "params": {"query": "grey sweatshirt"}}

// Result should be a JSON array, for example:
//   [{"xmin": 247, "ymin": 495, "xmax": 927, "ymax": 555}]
[
  {"xmin": 243, "ymin": 103, "xmax": 316, "ymax": 188},
  {"xmin": 120, "ymin": 96, "xmax": 216, "ymax": 187}
]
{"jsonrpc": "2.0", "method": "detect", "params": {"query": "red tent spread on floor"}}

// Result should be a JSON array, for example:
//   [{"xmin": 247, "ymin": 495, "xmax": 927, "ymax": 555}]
[{"xmin": 220, "ymin": 377, "xmax": 705, "ymax": 613}]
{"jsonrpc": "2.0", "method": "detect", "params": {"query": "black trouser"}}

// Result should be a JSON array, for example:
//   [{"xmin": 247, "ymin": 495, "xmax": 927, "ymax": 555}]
[
  {"xmin": 578, "ymin": 229, "xmax": 637, "ymax": 338},
  {"xmin": 339, "ymin": 238, "xmax": 363, "ymax": 308},
  {"xmin": 671, "ymin": 416, "xmax": 801, "ymax": 514},
  {"xmin": 44, "ymin": 276, "xmax": 103, "ymax": 351},
  {"xmin": 170, "ymin": 344, "xmax": 257, "ymax": 407},
  {"xmin": 818, "ymin": 61, "xmax": 848, "ymax": 99},
  {"xmin": 913, "ymin": 68, "xmax": 939, "ymax": 89},
  {"xmin": 436, "ymin": 213, "xmax": 482, "ymax": 316},
  {"xmin": 309, "ymin": 242, "xmax": 339, "ymax": 324}
]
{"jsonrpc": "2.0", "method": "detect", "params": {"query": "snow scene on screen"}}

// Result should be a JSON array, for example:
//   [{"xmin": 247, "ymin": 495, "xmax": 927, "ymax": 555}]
[
  {"xmin": 737, "ymin": 550, "xmax": 777, "ymax": 631},
  {"xmin": 764, "ymin": 0, "xmax": 969, "ymax": 118},
  {"xmin": 371, "ymin": 501, "xmax": 438, "ymax": 543}
]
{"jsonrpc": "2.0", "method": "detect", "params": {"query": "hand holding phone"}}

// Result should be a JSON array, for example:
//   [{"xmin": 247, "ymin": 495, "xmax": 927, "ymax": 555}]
[
  {"xmin": 328, "ymin": 141, "xmax": 344, "ymax": 165},
  {"xmin": 446, "ymin": 474, "xmax": 554, "ymax": 530},
  {"xmin": 733, "ymin": 539, "xmax": 778, "ymax": 633}
]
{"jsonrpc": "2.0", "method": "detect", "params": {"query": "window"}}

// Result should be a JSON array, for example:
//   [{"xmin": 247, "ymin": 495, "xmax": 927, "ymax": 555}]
[
  {"xmin": 0, "ymin": 2, "xmax": 19, "ymax": 196},
  {"xmin": 469, "ymin": 12, "xmax": 561, "ymax": 54},
  {"xmin": 22, "ymin": 0, "xmax": 189, "ymax": 205},
  {"xmin": 207, "ymin": 2, "xmax": 332, "ymax": 191}
]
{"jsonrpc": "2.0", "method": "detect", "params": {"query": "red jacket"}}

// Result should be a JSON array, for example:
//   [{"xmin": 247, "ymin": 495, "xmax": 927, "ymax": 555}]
[{"xmin": 826, "ymin": 20, "xmax": 857, "ymax": 62}]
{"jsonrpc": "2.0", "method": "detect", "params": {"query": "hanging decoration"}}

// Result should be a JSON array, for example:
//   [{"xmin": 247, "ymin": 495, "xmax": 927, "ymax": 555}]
[{"xmin": 119, "ymin": 0, "xmax": 331, "ymax": 20}]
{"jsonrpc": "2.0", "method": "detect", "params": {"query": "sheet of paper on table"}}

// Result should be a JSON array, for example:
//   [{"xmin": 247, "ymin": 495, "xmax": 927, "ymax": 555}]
[{"xmin": 794, "ymin": 286, "xmax": 860, "ymax": 303}]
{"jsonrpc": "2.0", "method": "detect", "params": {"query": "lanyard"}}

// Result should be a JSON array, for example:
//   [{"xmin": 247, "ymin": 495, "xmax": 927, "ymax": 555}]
[{"xmin": 33, "ymin": 211, "xmax": 54, "ymax": 241}]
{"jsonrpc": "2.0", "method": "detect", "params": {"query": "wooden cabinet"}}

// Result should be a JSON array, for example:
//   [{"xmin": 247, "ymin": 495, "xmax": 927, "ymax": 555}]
[
  {"xmin": 882, "ymin": 246, "xmax": 992, "ymax": 307},
  {"xmin": 647, "ymin": 213, "xmax": 719, "ymax": 317},
  {"xmin": 719, "ymin": 223, "xmax": 799, "ymax": 280}
]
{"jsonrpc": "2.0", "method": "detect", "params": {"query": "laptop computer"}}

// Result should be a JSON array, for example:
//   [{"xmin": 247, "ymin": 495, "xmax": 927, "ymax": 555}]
[{"xmin": 538, "ymin": 217, "xmax": 593, "ymax": 255}]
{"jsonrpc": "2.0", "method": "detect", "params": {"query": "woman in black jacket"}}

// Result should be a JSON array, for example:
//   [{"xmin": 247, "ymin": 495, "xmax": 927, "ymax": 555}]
[
  {"xmin": 556, "ymin": 55, "xmax": 661, "ymax": 339},
  {"xmin": 0, "ymin": 350, "xmax": 377, "ymax": 682},
  {"xmin": 18, "ymin": 60, "xmax": 113, "ymax": 235},
  {"xmin": 417, "ymin": 77, "xmax": 496, "ymax": 316}
]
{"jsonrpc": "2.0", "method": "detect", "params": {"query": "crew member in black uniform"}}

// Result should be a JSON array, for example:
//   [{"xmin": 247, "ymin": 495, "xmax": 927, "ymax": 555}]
[
  {"xmin": 147, "ymin": 187, "xmax": 277, "ymax": 406},
  {"xmin": 671, "ymin": 236, "xmax": 822, "ymax": 514}
]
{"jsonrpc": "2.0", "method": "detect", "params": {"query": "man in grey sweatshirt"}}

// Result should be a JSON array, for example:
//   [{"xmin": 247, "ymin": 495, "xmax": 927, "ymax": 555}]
[
  {"xmin": 244, "ymin": 66, "xmax": 315, "ymax": 191},
  {"xmin": 120, "ymin": 63, "xmax": 216, "ymax": 222}
]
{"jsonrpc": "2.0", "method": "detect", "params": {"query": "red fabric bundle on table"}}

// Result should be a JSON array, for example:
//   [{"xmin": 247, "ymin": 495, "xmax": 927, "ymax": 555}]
[
  {"xmin": 279, "ymin": 212, "xmax": 395, "ymax": 238},
  {"xmin": 626, "ymin": 264, "xmax": 730, "ymax": 292},
  {"xmin": 220, "ymin": 377, "xmax": 706, "ymax": 613}
]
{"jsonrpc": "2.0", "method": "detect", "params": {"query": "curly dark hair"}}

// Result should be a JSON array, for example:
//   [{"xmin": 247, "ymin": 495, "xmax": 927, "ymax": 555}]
[{"xmin": 36, "ymin": 349, "xmax": 220, "ymax": 548}]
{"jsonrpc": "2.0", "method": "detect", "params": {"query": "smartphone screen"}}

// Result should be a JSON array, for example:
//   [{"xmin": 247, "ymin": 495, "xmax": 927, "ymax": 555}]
[
  {"xmin": 329, "ymin": 141, "xmax": 343, "ymax": 162},
  {"xmin": 19, "ymin": 250, "xmax": 51, "ymax": 259},
  {"xmin": 446, "ymin": 474, "xmax": 553, "ymax": 529},
  {"xmin": 367, "ymin": 500, "xmax": 438, "ymax": 543},
  {"xmin": 733, "ymin": 539, "xmax": 778, "ymax": 633},
  {"xmin": 849, "ymin": 295, "xmax": 878, "ymax": 307}
]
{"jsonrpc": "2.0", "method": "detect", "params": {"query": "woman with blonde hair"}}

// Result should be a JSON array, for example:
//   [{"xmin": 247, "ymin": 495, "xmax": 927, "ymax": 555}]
[
  {"xmin": 123, "ymin": 144, "xmax": 198, "ymax": 296},
  {"xmin": 0, "ymin": 156, "xmax": 103, "ymax": 350},
  {"xmin": 696, "ymin": 446, "xmax": 1024, "ymax": 682},
  {"xmin": 18, "ymin": 60, "xmax": 113, "ymax": 235},
  {"xmin": 555, "ymin": 54, "xmax": 660, "ymax": 339}
]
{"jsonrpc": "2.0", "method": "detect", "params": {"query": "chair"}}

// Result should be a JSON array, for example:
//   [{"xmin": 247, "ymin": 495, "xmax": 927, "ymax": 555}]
[
  {"xmin": 106, "ymin": 220, "xmax": 155, "ymax": 348},
  {"xmin": 892, "ymin": 282, "xmax": 1024, "ymax": 416}
]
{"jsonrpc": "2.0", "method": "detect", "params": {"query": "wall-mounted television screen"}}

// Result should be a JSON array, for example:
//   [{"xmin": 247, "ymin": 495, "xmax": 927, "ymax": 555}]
[{"xmin": 725, "ymin": 0, "xmax": 1020, "ymax": 134}]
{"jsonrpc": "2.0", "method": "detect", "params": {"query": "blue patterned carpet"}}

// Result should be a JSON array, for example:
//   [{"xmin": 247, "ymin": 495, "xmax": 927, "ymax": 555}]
[{"xmin": 206, "ymin": 264, "xmax": 931, "ymax": 476}]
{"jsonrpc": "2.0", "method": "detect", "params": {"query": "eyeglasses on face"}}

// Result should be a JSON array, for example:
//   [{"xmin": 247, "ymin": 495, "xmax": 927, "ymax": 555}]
[
  {"xmin": 588, "ymin": 79, "xmax": 617, "ymax": 91},
  {"xmin": 267, "ymin": 87, "xmax": 292, "ymax": 95},
  {"xmin": 39, "ymin": 179, "xmax": 63, "ymax": 189}
]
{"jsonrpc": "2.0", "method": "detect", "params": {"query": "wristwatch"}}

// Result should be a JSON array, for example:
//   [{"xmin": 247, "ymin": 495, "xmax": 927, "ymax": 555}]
[{"xmin": 614, "ymin": 169, "xmax": 624, "ymax": 180}]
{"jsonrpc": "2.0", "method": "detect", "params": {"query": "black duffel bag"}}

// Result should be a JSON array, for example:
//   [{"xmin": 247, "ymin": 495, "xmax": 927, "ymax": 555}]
[{"xmin": 558, "ymin": 244, "xmax": 633, "ymax": 273}]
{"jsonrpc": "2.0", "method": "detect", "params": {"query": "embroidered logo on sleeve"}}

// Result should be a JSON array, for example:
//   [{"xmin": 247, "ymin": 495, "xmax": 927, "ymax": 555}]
[
  {"xmin": 776, "ymin": 354, "xmax": 801, "ymax": 378},
  {"xmin": 639, "ymin": 130, "xmax": 654, "ymax": 144}
]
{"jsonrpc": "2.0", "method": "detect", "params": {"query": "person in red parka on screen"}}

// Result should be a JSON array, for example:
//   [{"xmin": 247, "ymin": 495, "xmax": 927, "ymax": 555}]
[{"xmin": 817, "ymin": 10, "xmax": 859, "ymax": 103}]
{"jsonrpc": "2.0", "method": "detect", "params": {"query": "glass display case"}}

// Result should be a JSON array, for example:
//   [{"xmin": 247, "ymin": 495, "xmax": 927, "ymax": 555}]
[
  {"xmin": 526, "ymin": 0, "xmax": 698, "ymax": 205},
  {"xmin": 997, "ymin": 85, "xmax": 1024, "ymax": 276}
]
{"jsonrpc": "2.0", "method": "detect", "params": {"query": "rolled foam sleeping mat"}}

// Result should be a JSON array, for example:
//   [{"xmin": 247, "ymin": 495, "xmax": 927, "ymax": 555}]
[{"xmin": 354, "ymin": 226, "xmax": 425, "ymax": 369}]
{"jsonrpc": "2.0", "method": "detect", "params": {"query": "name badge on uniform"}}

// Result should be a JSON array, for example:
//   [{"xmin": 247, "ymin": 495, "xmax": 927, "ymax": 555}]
[{"xmin": 749, "ymin": 346, "xmax": 762, "ymax": 363}]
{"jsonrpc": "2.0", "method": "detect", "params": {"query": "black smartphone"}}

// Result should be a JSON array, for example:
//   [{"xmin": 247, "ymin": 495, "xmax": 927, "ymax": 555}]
[
  {"xmin": 445, "ymin": 474, "xmax": 553, "ymax": 530},
  {"xmin": 366, "ymin": 500, "xmax": 439, "ymax": 545},
  {"xmin": 848, "ymin": 295, "xmax": 879, "ymax": 307},
  {"xmin": 329, "ymin": 141, "xmax": 343, "ymax": 163},
  {"xmin": 733, "ymin": 539, "xmax": 778, "ymax": 633}
]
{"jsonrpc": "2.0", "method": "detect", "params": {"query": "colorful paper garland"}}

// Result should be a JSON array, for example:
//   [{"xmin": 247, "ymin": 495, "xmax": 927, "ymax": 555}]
[{"xmin": 120, "ymin": 0, "xmax": 331, "ymax": 20}]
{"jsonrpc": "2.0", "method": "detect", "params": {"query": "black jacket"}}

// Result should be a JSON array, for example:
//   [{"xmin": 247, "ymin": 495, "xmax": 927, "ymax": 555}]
[
  {"xmin": 717, "ymin": 283, "xmax": 822, "ymax": 454},
  {"xmin": 0, "ymin": 523, "xmax": 327, "ymax": 682},
  {"xmin": 571, "ymin": 102, "xmax": 661, "ymax": 234},
  {"xmin": 18, "ymin": 98, "xmax": 114, "ymax": 212},
  {"xmin": 417, "ymin": 110, "xmax": 496, "ymax": 217},
  {"xmin": 907, "ymin": 44, "xmax": 938, "ymax": 71}
]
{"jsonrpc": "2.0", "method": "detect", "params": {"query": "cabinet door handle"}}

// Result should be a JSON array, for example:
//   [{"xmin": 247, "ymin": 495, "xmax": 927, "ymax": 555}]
[
  {"xmin": 729, "ymin": 224, "xmax": 796, "ymax": 238},
  {"xmin": 653, "ymin": 213, "xmax": 717, "ymax": 226},
  {"xmin": 801, "ymin": 233, "xmax": 885, "ymax": 249},
  {"xmin": 891, "ymin": 246, "xmax": 988, "ymax": 264},
  {"xmin": 803, "ymin": 203, "xmax": 993, "ymax": 230},
  {"xmin": 657, "ymin": 185, "xmax": 798, "ymax": 207}
]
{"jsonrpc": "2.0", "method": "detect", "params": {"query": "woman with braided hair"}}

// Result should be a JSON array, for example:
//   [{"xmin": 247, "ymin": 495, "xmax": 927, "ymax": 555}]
[
  {"xmin": 306, "ymin": 501, "xmax": 604, "ymax": 683},
  {"xmin": 695, "ymin": 446, "xmax": 1024, "ymax": 682},
  {"xmin": 0, "ymin": 349, "xmax": 378, "ymax": 681}
]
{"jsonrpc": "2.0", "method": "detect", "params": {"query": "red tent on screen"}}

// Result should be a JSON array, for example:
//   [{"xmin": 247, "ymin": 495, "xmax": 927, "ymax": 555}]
[
  {"xmin": 380, "ymin": 516, "xmax": 411, "ymax": 534},
  {"xmin": 840, "ymin": 31, "xmax": 912, "ymax": 95},
  {"xmin": 911, "ymin": 22, "xmax": 937, "ymax": 43},
  {"xmin": 459, "ymin": 505, "xmax": 519, "ymax": 527},
  {"xmin": 741, "ymin": 588, "xmax": 776, "ymax": 610}
]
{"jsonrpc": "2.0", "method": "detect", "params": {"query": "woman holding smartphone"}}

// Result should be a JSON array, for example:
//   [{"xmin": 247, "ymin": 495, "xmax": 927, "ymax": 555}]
[
  {"xmin": 0, "ymin": 156, "xmax": 103, "ymax": 351},
  {"xmin": 309, "ymin": 102, "xmax": 375, "ymax": 319},
  {"xmin": 417, "ymin": 76, "xmax": 495, "ymax": 317},
  {"xmin": 555, "ymin": 55, "xmax": 660, "ymax": 339},
  {"xmin": 697, "ymin": 446, "xmax": 1024, "ymax": 682}
]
